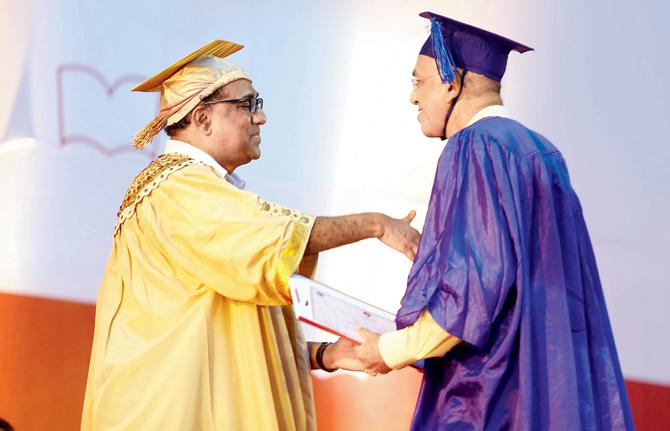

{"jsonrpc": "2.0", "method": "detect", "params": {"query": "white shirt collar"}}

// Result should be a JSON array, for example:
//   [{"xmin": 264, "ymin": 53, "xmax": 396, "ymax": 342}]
[
  {"xmin": 163, "ymin": 139, "xmax": 246, "ymax": 189},
  {"xmin": 465, "ymin": 104, "xmax": 511, "ymax": 128}
]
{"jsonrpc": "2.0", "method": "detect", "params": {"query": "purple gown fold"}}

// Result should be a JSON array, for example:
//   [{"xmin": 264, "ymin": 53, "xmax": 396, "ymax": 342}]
[{"xmin": 397, "ymin": 117, "xmax": 634, "ymax": 430}]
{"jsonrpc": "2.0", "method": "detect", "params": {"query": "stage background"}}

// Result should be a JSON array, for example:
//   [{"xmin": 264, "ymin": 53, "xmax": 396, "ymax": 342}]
[{"xmin": 1, "ymin": 0, "xmax": 669, "ymax": 429}]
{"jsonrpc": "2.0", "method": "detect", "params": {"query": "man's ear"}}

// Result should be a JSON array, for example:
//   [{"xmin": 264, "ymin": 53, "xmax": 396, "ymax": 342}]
[
  {"xmin": 191, "ymin": 105, "xmax": 212, "ymax": 136},
  {"xmin": 445, "ymin": 70, "xmax": 464, "ymax": 102}
]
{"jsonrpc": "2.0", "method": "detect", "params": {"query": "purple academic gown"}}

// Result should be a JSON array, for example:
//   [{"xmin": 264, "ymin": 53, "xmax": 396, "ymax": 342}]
[{"xmin": 397, "ymin": 117, "xmax": 634, "ymax": 430}]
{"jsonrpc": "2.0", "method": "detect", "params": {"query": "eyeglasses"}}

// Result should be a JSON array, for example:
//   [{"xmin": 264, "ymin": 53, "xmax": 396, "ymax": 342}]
[
  {"xmin": 201, "ymin": 96, "xmax": 264, "ymax": 114},
  {"xmin": 411, "ymin": 73, "xmax": 440, "ymax": 89}
]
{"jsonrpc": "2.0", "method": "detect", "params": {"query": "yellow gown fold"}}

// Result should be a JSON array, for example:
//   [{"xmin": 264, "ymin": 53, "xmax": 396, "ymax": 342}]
[{"xmin": 82, "ymin": 155, "xmax": 317, "ymax": 430}]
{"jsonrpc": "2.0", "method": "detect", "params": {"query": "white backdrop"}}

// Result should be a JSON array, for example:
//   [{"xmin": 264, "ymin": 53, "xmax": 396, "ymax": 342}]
[{"xmin": 1, "ymin": 0, "xmax": 668, "ymax": 386}]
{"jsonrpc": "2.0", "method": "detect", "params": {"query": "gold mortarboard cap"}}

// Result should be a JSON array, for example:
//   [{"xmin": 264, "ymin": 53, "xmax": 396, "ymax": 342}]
[{"xmin": 132, "ymin": 39, "xmax": 244, "ymax": 92}]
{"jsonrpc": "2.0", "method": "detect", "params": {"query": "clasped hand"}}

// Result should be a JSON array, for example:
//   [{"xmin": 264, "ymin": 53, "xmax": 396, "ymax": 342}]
[{"xmin": 324, "ymin": 327, "xmax": 392, "ymax": 376}]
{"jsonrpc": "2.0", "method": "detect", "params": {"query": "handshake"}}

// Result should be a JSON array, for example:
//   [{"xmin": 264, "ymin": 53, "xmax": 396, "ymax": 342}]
[{"xmin": 311, "ymin": 328, "xmax": 392, "ymax": 376}]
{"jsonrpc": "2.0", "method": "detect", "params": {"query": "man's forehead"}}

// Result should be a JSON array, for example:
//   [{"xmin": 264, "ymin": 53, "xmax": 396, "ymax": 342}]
[
  {"xmin": 414, "ymin": 55, "xmax": 438, "ymax": 75},
  {"xmin": 224, "ymin": 78, "xmax": 257, "ymax": 97}
]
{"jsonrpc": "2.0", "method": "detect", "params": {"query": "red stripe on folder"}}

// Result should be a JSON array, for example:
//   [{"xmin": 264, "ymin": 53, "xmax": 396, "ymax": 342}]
[{"xmin": 298, "ymin": 316, "xmax": 360, "ymax": 344}]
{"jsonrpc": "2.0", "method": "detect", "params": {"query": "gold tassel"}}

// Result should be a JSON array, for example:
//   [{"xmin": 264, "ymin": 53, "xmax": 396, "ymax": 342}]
[{"xmin": 132, "ymin": 115, "xmax": 167, "ymax": 150}]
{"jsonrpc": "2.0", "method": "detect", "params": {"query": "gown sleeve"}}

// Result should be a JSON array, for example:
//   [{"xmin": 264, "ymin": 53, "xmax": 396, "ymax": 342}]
[
  {"xmin": 379, "ymin": 310, "xmax": 461, "ymax": 369},
  {"xmin": 133, "ymin": 164, "xmax": 315, "ymax": 306},
  {"xmin": 401, "ymin": 132, "xmax": 518, "ymax": 349}
]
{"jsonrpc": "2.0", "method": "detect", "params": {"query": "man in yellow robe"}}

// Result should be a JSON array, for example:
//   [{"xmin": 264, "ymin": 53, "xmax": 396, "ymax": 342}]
[{"xmin": 81, "ymin": 40, "xmax": 420, "ymax": 431}]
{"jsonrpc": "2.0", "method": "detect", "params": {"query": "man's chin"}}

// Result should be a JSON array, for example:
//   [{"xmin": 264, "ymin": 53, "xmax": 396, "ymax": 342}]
[{"xmin": 420, "ymin": 123, "xmax": 442, "ymax": 139}]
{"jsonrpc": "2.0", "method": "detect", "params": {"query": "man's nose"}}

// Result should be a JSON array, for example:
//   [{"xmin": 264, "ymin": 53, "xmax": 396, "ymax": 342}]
[
  {"xmin": 252, "ymin": 109, "xmax": 266, "ymax": 125},
  {"xmin": 409, "ymin": 88, "xmax": 419, "ymax": 105}
]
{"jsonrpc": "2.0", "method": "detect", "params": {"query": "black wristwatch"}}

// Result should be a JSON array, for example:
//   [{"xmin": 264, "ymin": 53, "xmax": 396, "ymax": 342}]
[{"xmin": 316, "ymin": 342, "xmax": 337, "ymax": 373}]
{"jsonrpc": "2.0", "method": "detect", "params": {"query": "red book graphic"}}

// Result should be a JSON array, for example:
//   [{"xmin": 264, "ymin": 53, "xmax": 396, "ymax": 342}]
[{"xmin": 57, "ymin": 64, "xmax": 161, "ymax": 158}]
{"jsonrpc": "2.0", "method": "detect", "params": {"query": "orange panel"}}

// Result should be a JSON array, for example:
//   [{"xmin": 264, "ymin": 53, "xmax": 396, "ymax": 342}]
[
  {"xmin": 0, "ymin": 293, "xmax": 95, "ymax": 431},
  {"xmin": 313, "ymin": 368, "xmax": 422, "ymax": 431}
]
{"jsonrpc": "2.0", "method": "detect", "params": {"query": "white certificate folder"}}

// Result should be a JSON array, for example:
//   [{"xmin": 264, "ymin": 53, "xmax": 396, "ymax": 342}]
[{"xmin": 289, "ymin": 275, "xmax": 397, "ymax": 343}]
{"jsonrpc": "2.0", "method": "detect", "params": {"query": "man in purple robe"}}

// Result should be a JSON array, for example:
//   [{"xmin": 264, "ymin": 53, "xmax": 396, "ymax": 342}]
[{"xmin": 353, "ymin": 11, "xmax": 635, "ymax": 430}]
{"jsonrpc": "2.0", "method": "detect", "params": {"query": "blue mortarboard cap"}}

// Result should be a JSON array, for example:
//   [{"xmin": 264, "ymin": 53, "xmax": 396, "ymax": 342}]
[{"xmin": 419, "ymin": 11, "xmax": 533, "ymax": 83}]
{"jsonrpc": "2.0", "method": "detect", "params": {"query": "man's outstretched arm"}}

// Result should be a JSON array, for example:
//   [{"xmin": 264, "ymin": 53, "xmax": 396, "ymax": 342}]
[{"xmin": 305, "ymin": 211, "xmax": 420, "ymax": 261}]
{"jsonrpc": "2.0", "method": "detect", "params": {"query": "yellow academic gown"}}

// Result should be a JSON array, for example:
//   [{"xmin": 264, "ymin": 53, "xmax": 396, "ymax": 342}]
[{"xmin": 82, "ymin": 153, "xmax": 317, "ymax": 430}]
